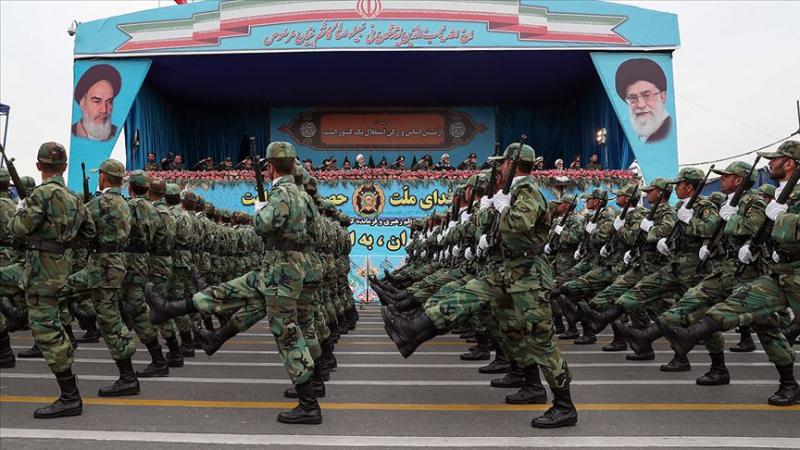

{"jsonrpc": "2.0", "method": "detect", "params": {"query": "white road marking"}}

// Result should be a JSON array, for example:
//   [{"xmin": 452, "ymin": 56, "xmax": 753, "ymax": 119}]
[
  {"xmin": 2, "ymin": 429, "xmax": 798, "ymax": 448},
  {"xmin": 0, "ymin": 372, "xmax": 781, "ymax": 386}
]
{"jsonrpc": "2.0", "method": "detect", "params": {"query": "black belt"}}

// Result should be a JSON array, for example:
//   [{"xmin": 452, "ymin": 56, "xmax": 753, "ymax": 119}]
[
  {"xmin": 93, "ymin": 243, "xmax": 124, "ymax": 254},
  {"xmin": 0, "ymin": 239, "xmax": 13, "ymax": 247},
  {"xmin": 153, "ymin": 250, "xmax": 172, "ymax": 257},
  {"xmin": 263, "ymin": 240, "xmax": 303, "ymax": 252},
  {"xmin": 125, "ymin": 244, "xmax": 148, "ymax": 254},
  {"xmin": 776, "ymin": 250, "xmax": 800, "ymax": 263},
  {"xmin": 174, "ymin": 244, "xmax": 190, "ymax": 251},
  {"xmin": 29, "ymin": 240, "xmax": 67, "ymax": 254},
  {"xmin": 502, "ymin": 244, "xmax": 544, "ymax": 259}
]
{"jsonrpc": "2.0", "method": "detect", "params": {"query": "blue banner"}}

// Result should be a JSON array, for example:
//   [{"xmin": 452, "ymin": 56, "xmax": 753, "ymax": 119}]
[
  {"xmin": 67, "ymin": 59, "xmax": 151, "ymax": 190},
  {"xmin": 590, "ymin": 52, "xmax": 679, "ymax": 183}
]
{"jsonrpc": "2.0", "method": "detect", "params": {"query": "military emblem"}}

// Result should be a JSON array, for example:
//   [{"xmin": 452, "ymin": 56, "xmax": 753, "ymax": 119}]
[{"xmin": 353, "ymin": 183, "xmax": 385, "ymax": 218}]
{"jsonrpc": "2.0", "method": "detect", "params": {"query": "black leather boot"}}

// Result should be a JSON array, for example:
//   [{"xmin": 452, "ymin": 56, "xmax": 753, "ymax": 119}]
[
  {"xmin": 0, "ymin": 297, "xmax": 27, "ymax": 332},
  {"xmin": 553, "ymin": 313, "xmax": 566, "ymax": 335},
  {"xmin": 285, "ymin": 364, "xmax": 327, "ymax": 398},
  {"xmin": 179, "ymin": 331, "xmax": 195, "ymax": 357},
  {"xmin": 383, "ymin": 308, "xmax": 439, "ymax": 358},
  {"xmin": 18, "ymin": 343, "xmax": 43, "ymax": 358},
  {"xmin": 165, "ymin": 336, "xmax": 184, "ymax": 368},
  {"xmin": 394, "ymin": 295, "xmax": 421, "ymax": 313},
  {"xmin": 202, "ymin": 316, "xmax": 215, "ymax": 332},
  {"xmin": 277, "ymin": 379, "xmax": 323, "ymax": 424},
  {"xmin": 195, "ymin": 320, "xmax": 239, "ymax": 356},
  {"xmin": 98, "ymin": 358, "xmax": 140, "ymax": 397},
  {"xmin": 531, "ymin": 386, "xmax": 578, "ymax": 429},
  {"xmin": 75, "ymin": 321, "xmax": 101, "ymax": 344},
  {"xmin": 696, "ymin": 352, "xmax": 730, "ymax": 386},
  {"xmin": 783, "ymin": 321, "xmax": 800, "ymax": 346},
  {"xmin": 337, "ymin": 314, "xmax": 349, "ymax": 335},
  {"xmin": 505, "ymin": 365, "xmax": 547, "ymax": 404},
  {"xmin": 325, "ymin": 339, "xmax": 338, "ymax": 370},
  {"xmin": 460, "ymin": 332, "xmax": 491, "ymax": 361},
  {"xmin": 558, "ymin": 321, "xmax": 580, "ymax": 340},
  {"xmin": 559, "ymin": 297, "xmax": 583, "ymax": 325},
  {"xmin": 0, "ymin": 329, "xmax": 15, "ymax": 369},
  {"xmin": 34, "ymin": 369, "xmax": 82, "ymax": 418},
  {"xmin": 583, "ymin": 303, "xmax": 623, "ymax": 334},
  {"xmin": 660, "ymin": 352, "xmax": 691, "ymax": 372},
  {"xmin": 479, "ymin": 345, "xmax": 511, "ymax": 374},
  {"xmin": 136, "ymin": 339, "xmax": 169, "ymax": 378},
  {"xmin": 622, "ymin": 321, "xmax": 661, "ymax": 356},
  {"xmin": 491, "ymin": 362, "xmax": 525, "ymax": 388},
  {"xmin": 145, "ymin": 283, "xmax": 198, "ymax": 324},
  {"xmin": 602, "ymin": 321, "xmax": 627, "ymax": 352},
  {"xmin": 661, "ymin": 316, "xmax": 723, "ymax": 357},
  {"xmin": 65, "ymin": 326, "xmax": 78, "ymax": 349},
  {"xmin": 729, "ymin": 325, "xmax": 756, "ymax": 352},
  {"xmin": 768, "ymin": 363, "xmax": 800, "ymax": 406},
  {"xmin": 574, "ymin": 321, "xmax": 597, "ymax": 345}
]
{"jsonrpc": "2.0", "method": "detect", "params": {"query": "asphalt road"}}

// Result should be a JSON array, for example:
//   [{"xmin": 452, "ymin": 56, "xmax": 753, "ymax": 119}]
[{"xmin": 1, "ymin": 305, "xmax": 798, "ymax": 449}]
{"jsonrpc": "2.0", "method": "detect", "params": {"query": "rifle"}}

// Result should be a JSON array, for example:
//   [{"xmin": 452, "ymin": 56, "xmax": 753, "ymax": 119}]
[
  {"xmin": 604, "ymin": 186, "xmax": 639, "ymax": 252},
  {"xmin": 665, "ymin": 165, "xmax": 714, "ymax": 254},
  {"xmin": 487, "ymin": 135, "xmax": 527, "ymax": 247},
  {"xmin": 698, "ymin": 158, "xmax": 760, "ymax": 271},
  {"xmin": 250, "ymin": 137, "xmax": 266, "ymax": 202},
  {"xmin": 631, "ymin": 185, "xmax": 673, "ymax": 264},
  {"xmin": 740, "ymin": 160, "xmax": 800, "ymax": 267},
  {"xmin": 81, "ymin": 162, "xmax": 91, "ymax": 203},
  {"xmin": 548, "ymin": 195, "xmax": 578, "ymax": 252},
  {"xmin": 0, "ymin": 143, "xmax": 27, "ymax": 200},
  {"xmin": 576, "ymin": 190, "xmax": 608, "ymax": 259}
]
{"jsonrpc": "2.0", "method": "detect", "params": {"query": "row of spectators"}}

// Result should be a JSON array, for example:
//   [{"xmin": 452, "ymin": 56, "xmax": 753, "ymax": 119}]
[{"xmin": 142, "ymin": 151, "xmax": 605, "ymax": 172}]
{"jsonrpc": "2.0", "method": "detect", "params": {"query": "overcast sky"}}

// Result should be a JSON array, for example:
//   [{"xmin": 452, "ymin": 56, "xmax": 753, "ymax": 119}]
[{"xmin": 1, "ymin": 0, "xmax": 799, "ymax": 181}]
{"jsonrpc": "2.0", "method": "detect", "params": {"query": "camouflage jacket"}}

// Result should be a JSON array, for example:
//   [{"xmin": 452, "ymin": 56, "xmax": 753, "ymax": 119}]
[
  {"xmin": 723, "ymin": 191, "xmax": 766, "ymax": 250},
  {"xmin": 152, "ymin": 199, "xmax": 176, "ymax": 254},
  {"xmin": 551, "ymin": 210, "xmax": 584, "ymax": 251},
  {"xmin": 170, "ymin": 204, "xmax": 195, "ymax": 269},
  {"xmin": 195, "ymin": 212, "xmax": 216, "ymax": 253},
  {"xmin": 770, "ymin": 184, "xmax": 800, "ymax": 256},
  {"xmin": 255, "ymin": 175, "xmax": 307, "ymax": 244},
  {"xmin": 12, "ymin": 175, "xmax": 89, "ymax": 247},
  {"xmin": 498, "ymin": 176, "xmax": 549, "ymax": 253}
]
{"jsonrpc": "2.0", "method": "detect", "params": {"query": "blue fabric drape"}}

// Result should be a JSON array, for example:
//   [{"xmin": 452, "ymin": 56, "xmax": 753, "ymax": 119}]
[
  {"xmin": 496, "ymin": 79, "xmax": 633, "ymax": 169},
  {"xmin": 125, "ymin": 84, "xmax": 270, "ymax": 170}
]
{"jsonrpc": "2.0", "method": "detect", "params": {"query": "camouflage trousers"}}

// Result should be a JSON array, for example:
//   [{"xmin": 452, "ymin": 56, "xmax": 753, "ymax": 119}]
[
  {"xmin": 410, "ymin": 266, "xmax": 469, "ymax": 302},
  {"xmin": 193, "ymin": 251, "xmax": 314, "ymax": 384},
  {"xmin": 150, "ymin": 255, "xmax": 178, "ymax": 341},
  {"xmin": 426, "ymin": 257, "xmax": 571, "ymax": 389},
  {"xmin": 299, "ymin": 281, "xmax": 322, "ymax": 359},
  {"xmin": 169, "ymin": 251, "xmax": 197, "ymax": 334},
  {"xmin": 24, "ymin": 251, "xmax": 74, "ymax": 374},
  {"xmin": 615, "ymin": 255, "xmax": 707, "ymax": 318},
  {"xmin": 0, "ymin": 262, "xmax": 25, "ymax": 335},
  {"xmin": 562, "ymin": 261, "xmax": 625, "ymax": 301},
  {"xmin": 122, "ymin": 253, "xmax": 159, "ymax": 344}
]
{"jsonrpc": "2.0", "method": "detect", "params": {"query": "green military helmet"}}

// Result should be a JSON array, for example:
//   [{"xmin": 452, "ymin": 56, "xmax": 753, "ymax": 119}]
[
  {"xmin": 20, "ymin": 176, "xmax": 36, "ymax": 190},
  {"xmin": 180, "ymin": 189, "xmax": 196, "ymax": 204},
  {"xmin": 708, "ymin": 191, "xmax": 727, "ymax": 207},
  {"xmin": 149, "ymin": 178, "xmax": 167, "ymax": 196},
  {"xmin": 204, "ymin": 202, "xmax": 215, "ymax": 216},
  {"xmin": 266, "ymin": 141, "xmax": 297, "ymax": 159},
  {"xmin": 92, "ymin": 159, "xmax": 126, "ymax": 179},
  {"xmin": 668, "ymin": 167, "xmax": 705, "ymax": 184},
  {"xmin": 612, "ymin": 184, "xmax": 640, "ymax": 198},
  {"xmin": 553, "ymin": 194, "xmax": 577, "ymax": 204},
  {"xmin": 757, "ymin": 140, "xmax": 800, "ymax": 160},
  {"xmin": 127, "ymin": 170, "xmax": 150, "ymax": 188},
  {"xmin": 580, "ymin": 188, "xmax": 608, "ymax": 200},
  {"xmin": 711, "ymin": 161, "xmax": 752, "ymax": 179},
  {"xmin": 166, "ymin": 183, "xmax": 181, "ymax": 196},
  {"xmin": 641, "ymin": 178, "xmax": 670, "ymax": 191},
  {"xmin": 488, "ymin": 142, "xmax": 536, "ymax": 163},
  {"xmin": 337, "ymin": 212, "xmax": 351, "ymax": 227},
  {"xmin": 37, "ymin": 142, "xmax": 67, "ymax": 164},
  {"xmin": 0, "ymin": 167, "xmax": 9, "ymax": 183},
  {"xmin": 757, "ymin": 184, "xmax": 776, "ymax": 198},
  {"xmin": 322, "ymin": 200, "xmax": 337, "ymax": 215}
]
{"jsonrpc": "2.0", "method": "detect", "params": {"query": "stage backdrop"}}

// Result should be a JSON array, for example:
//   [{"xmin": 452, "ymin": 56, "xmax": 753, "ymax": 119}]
[
  {"xmin": 179, "ymin": 173, "xmax": 634, "ymax": 303},
  {"xmin": 271, "ymin": 107, "xmax": 496, "ymax": 167}
]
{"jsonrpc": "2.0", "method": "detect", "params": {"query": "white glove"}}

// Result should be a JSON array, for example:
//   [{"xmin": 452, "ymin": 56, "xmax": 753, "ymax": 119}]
[
  {"xmin": 765, "ymin": 200, "xmax": 789, "ymax": 221},
  {"xmin": 452, "ymin": 245, "xmax": 461, "ymax": 258},
  {"xmin": 600, "ymin": 245, "xmax": 610, "ymax": 257},
  {"xmin": 477, "ymin": 234, "xmax": 490, "ymax": 252},
  {"xmin": 447, "ymin": 221, "xmax": 457, "ymax": 231},
  {"xmin": 719, "ymin": 202, "xmax": 738, "ymax": 221},
  {"xmin": 573, "ymin": 249, "xmax": 582, "ymax": 260},
  {"xmin": 465, "ymin": 247, "xmax": 475, "ymax": 260},
  {"xmin": 640, "ymin": 218, "xmax": 654, "ymax": 232},
  {"xmin": 772, "ymin": 250, "xmax": 781, "ymax": 263},
  {"xmin": 420, "ymin": 250, "xmax": 427, "ymax": 259},
  {"xmin": 698, "ymin": 245, "xmax": 711, "ymax": 261},
  {"xmin": 613, "ymin": 216, "xmax": 625, "ymax": 231},
  {"xmin": 585, "ymin": 221, "xmax": 597, "ymax": 234},
  {"xmin": 623, "ymin": 250, "xmax": 633, "ymax": 265},
  {"xmin": 554, "ymin": 225, "xmax": 564, "ymax": 235},
  {"xmin": 433, "ymin": 251, "xmax": 439, "ymax": 261},
  {"xmin": 425, "ymin": 231, "xmax": 432, "ymax": 239},
  {"xmin": 544, "ymin": 243, "xmax": 552, "ymax": 255},
  {"xmin": 493, "ymin": 191, "xmax": 511, "ymax": 213},
  {"xmin": 775, "ymin": 184, "xmax": 785, "ymax": 199},
  {"xmin": 254, "ymin": 201, "xmax": 267, "ymax": 212},
  {"xmin": 480, "ymin": 196, "xmax": 493, "ymax": 209},
  {"xmin": 437, "ymin": 233, "xmax": 445, "ymax": 244},
  {"xmin": 16, "ymin": 199, "xmax": 25, "ymax": 212},
  {"xmin": 738, "ymin": 244, "xmax": 755, "ymax": 264},
  {"xmin": 656, "ymin": 237, "xmax": 670, "ymax": 255},
  {"xmin": 677, "ymin": 205, "xmax": 694, "ymax": 224},
  {"xmin": 460, "ymin": 211, "xmax": 471, "ymax": 223}
]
